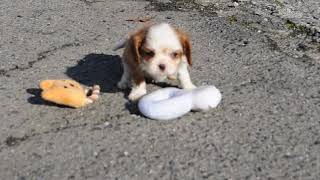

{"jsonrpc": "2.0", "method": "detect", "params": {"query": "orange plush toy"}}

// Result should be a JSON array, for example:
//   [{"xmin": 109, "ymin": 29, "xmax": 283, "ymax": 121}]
[{"xmin": 40, "ymin": 79, "xmax": 100, "ymax": 108}]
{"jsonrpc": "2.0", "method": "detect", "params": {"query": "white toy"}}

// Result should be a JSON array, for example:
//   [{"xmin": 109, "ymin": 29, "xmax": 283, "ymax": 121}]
[{"xmin": 138, "ymin": 86, "xmax": 222, "ymax": 120}]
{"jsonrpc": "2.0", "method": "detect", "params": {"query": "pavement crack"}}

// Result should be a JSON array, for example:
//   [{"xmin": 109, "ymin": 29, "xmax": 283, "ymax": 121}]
[
  {"xmin": 145, "ymin": 0, "xmax": 218, "ymax": 16},
  {"xmin": 4, "ymin": 135, "xmax": 29, "ymax": 147},
  {"xmin": 79, "ymin": 0, "xmax": 103, "ymax": 6},
  {"xmin": 0, "ymin": 42, "xmax": 81, "ymax": 77},
  {"xmin": 3, "ymin": 123, "xmax": 88, "ymax": 148}
]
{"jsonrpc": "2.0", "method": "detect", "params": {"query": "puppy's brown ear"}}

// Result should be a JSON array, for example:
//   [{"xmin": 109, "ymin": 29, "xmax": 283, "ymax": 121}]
[
  {"xmin": 175, "ymin": 28, "xmax": 192, "ymax": 66},
  {"xmin": 128, "ymin": 28, "xmax": 147, "ymax": 64}
]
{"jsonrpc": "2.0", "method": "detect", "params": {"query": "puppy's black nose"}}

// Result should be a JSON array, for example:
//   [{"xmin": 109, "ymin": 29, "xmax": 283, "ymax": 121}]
[{"xmin": 158, "ymin": 64, "xmax": 166, "ymax": 71}]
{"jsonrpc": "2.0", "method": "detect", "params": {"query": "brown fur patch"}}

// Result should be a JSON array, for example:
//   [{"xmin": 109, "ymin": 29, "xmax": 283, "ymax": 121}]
[
  {"xmin": 175, "ymin": 28, "xmax": 192, "ymax": 66},
  {"xmin": 123, "ymin": 26, "xmax": 149, "ymax": 84}
]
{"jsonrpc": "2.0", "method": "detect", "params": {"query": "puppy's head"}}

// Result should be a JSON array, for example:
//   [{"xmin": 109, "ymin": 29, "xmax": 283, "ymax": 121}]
[{"xmin": 127, "ymin": 23, "xmax": 192, "ymax": 81}]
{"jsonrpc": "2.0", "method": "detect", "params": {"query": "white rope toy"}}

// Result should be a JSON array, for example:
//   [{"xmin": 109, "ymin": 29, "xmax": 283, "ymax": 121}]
[{"xmin": 138, "ymin": 86, "xmax": 222, "ymax": 120}]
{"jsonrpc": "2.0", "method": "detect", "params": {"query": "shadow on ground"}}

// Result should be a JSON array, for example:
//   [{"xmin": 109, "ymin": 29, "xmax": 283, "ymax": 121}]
[
  {"xmin": 27, "ymin": 88, "xmax": 49, "ymax": 106},
  {"xmin": 65, "ymin": 53, "xmax": 123, "ymax": 93},
  {"xmin": 26, "ymin": 88, "xmax": 71, "ymax": 108},
  {"xmin": 66, "ymin": 53, "xmax": 146, "ymax": 114},
  {"xmin": 26, "ymin": 53, "xmax": 124, "ymax": 107}
]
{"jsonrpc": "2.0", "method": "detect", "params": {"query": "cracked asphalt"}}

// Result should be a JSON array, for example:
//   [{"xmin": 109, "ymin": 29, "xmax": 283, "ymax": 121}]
[{"xmin": 0, "ymin": 0, "xmax": 320, "ymax": 179}]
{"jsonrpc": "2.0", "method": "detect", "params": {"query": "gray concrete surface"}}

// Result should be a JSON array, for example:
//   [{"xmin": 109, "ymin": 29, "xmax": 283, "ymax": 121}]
[{"xmin": 0, "ymin": 0, "xmax": 319, "ymax": 179}]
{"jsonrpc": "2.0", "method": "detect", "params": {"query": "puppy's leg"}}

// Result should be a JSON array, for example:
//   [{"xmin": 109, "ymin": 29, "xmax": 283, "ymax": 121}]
[
  {"xmin": 117, "ymin": 62, "xmax": 131, "ymax": 89},
  {"xmin": 128, "ymin": 81, "xmax": 147, "ymax": 101},
  {"xmin": 178, "ymin": 62, "xmax": 196, "ymax": 89},
  {"xmin": 128, "ymin": 68, "xmax": 147, "ymax": 101}
]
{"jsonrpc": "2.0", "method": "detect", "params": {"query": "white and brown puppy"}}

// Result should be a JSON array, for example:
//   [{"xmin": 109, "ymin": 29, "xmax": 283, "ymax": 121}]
[{"xmin": 114, "ymin": 23, "xmax": 196, "ymax": 101}]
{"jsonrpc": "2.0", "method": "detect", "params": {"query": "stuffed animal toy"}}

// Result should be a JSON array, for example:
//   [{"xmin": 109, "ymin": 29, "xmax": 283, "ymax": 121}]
[
  {"xmin": 138, "ymin": 86, "xmax": 222, "ymax": 120},
  {"xmin": 40, "ymin": 79, "xmax": 100, "ymax": 108}
]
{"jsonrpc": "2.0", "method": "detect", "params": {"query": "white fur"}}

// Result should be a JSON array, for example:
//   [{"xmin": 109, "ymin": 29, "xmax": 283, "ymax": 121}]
[
  {"xmin": 128, "ymin": 81, "xmax": 147, "ymax": 101},
  {"xmin": 178, "ymin": 58, "xmax": 196, "ymax": 89},
  {"xmin": 146, "ymin": 23, "xmax": 182, "ymax": 51}
]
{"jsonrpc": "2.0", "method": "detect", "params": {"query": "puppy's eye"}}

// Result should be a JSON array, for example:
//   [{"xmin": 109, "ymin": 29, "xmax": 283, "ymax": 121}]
[
  {"xmin": 145, "ymin": 51, "xmax": 154, "ymax": 56},
  {"xmin": 141, "ymin": 48, "xmax": 154, "ymax": 58},
  {"xmin": 171, "ymin": 52, "xmax": 179, "ymax": 59},
  {"xmin": 144, "ymin": 50, "xmax": 154, "ymax": 57}
]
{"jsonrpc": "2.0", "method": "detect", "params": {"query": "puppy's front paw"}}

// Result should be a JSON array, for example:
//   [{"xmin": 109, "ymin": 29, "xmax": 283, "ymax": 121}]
[{"xmin": 128, "ymin": 88, "xmax": 147, "ymax": 101}]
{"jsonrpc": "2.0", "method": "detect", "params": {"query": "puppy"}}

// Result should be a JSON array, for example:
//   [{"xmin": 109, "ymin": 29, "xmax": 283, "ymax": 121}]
[{"xmin": 114, "ymin": 23, "xmax": 196, "ymax": 101}]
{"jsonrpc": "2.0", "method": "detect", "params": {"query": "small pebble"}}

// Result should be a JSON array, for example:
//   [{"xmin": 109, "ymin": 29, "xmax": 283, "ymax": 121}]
[
  {"xmin": 94, "ymin": 151, "xmax": 98, "ymax": 157},
  {"xmin": 124, "ymin": 151, "xmax": 129, "ymax": 156},
  {"xmin": 104, "ymin": 121, "xmax": 110, "ymax": 127}
]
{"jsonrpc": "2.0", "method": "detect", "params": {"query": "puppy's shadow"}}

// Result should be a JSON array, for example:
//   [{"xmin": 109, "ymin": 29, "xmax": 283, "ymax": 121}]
[{"xmin": 65, "ymin": 53, "xmax": 123, "ymax": 93}]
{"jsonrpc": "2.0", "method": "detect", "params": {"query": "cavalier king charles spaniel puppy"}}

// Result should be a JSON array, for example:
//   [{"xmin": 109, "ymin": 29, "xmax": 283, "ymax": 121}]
[{"xmin": 114, "ymin": 23, "xmax": 196, "ymax": 101}]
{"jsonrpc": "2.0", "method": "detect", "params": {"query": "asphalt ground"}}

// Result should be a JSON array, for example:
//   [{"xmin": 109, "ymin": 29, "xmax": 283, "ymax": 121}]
[{"xmin": 0, "ymin": 0, "xmax": 319, "ymax": 179}]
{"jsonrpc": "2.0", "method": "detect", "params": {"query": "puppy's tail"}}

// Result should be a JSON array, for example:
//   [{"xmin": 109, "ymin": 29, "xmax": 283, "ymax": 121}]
[{"xmin": 113, "ymin": 39, "xmax": 127, "ymax": 51}]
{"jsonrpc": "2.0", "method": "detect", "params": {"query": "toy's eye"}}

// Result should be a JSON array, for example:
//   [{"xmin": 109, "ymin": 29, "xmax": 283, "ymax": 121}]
[
  {"xmin": 64, "ymin": 86, "xmax": 68, "ymax": 88},
  {"xmin": 70, "ymin": 83, "xmax": 74, "ymax": 87}
]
